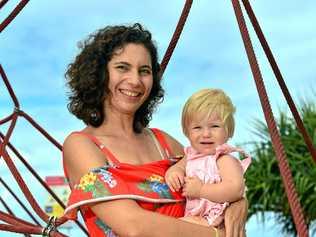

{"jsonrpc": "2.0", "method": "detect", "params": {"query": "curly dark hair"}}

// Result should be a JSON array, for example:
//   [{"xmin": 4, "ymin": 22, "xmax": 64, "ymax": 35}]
[{"xmin": 65, "ymin": 23, "xmax": 164, "ymax": 132}]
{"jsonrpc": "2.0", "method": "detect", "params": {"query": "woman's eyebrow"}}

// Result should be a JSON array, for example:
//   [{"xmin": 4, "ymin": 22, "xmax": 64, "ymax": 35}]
[
  {"xmin": 140, "ymin": 65, "xmax": 152, "ymax": 70},
  {"xmin": 113, "ymin": 62, "xmax": 151, "ymax": 69},
  {"xmin": 113, "ymin": 61, "xmax": 130, "ymax": 66}
]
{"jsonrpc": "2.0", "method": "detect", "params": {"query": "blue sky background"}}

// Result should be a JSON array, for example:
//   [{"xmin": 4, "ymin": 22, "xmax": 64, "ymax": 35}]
[{"xmin": 0, "ymin": 0, "xmax": 315, "ymax": 236}]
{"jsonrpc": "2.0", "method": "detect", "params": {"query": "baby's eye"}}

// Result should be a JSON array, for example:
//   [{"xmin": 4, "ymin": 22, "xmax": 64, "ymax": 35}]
[{"xmin": 193, "ymin": 126, "xmax": 201, "ymax": 130}]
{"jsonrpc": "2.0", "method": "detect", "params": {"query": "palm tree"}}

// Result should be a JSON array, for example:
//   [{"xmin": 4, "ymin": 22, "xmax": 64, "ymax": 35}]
[{"xmin": 245, "ymin": 100, "xmax": 316, "ymax": 236}]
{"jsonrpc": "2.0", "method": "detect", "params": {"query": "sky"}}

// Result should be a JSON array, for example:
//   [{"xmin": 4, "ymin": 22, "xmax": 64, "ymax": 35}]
[{"xmin": 0, "ymin": 0, "xmax": 315, "ymax": 236}]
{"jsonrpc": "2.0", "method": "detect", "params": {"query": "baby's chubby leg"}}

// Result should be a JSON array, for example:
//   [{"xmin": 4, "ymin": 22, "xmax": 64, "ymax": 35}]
[{"xmin": 179, "ymin": 216, "xmax": 209, "ymax": 227}]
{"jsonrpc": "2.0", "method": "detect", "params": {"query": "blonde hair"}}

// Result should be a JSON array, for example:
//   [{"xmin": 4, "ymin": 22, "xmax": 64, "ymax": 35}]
[{"xmin": 182, "ymin": 88, "xmax": 236, "ymax": 138}]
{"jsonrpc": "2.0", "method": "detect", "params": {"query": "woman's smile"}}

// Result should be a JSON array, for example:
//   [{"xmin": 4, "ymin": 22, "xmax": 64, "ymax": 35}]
[{"xmin": 119, "ymin": 89, "xmax": 142, "ymax": 97}]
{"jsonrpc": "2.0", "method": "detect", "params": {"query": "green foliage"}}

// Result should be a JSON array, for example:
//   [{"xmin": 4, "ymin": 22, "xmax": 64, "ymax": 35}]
[{"xmin": 245, "ymin": 101, "xmax": 316, "ymax": 236}]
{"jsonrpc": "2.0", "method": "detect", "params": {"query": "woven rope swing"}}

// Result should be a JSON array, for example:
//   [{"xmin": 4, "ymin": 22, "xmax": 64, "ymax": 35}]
[{"xmin": 0, "ymin": 0, "xmax": 314, "ymax": 236}]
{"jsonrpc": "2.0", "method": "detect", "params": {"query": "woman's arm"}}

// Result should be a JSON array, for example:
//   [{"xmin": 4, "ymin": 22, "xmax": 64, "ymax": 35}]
[
  {"xmin": 63, "ymin": 133, "xmax": 222, "ymax": 237},
  {"xmin": 91, "ymin": 198, "xmax": 222, "ymax": 237},
  {"xmin": 224, "ymin": 198, "xmax": 248, "ymax": 237}
]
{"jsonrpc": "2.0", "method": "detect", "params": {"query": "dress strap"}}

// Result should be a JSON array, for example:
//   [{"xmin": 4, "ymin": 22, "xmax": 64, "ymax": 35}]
[
  {"xmin": 150, "ymin": 128, "xmax": 174, "ymax": 158},
  {"xmin": 71, "ymin": 131, "xmax": 121, "ymax": 166}
]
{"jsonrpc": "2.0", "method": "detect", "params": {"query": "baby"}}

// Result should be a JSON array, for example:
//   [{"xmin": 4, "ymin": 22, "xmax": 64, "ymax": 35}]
[{"xmin": 166, "ymin": 88, "xmax": 251, "ymax": 228}]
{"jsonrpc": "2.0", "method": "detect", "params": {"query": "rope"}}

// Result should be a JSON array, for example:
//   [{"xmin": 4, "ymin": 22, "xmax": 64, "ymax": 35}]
[
  {"xmin": 0, "ymin": 177, "xmax": 40, "ymax": 225},
  {"xmin": 0, "ymin": 0, "xmax": 9, "ymax": 10},
  {"xmin": 240, "ymin": 0, "xmax": 316, "ymax": 164},
  {"xmin": 0, "ymin": 197, "xmax": 13, "ymax": 216},
  {"xmin": 0, "ymin": 197, "xmax": 31, "ymax": 237},
  {"xmin": 0, "ymin": 0, "xmax": 29, "ymax": 33},
  {"xmin": 0, "ymin": 133, "xmax": 88, "ymax": 234},
  {"xmin": 0, "ymin": 199, "xmax": 33, "ymax": 237},
  {"xmin": 0, "ymin": 65, "xmax": 88, "ymax": 235},
  {"xmin": 231, "ymin": 0, "xmax": 309, "ymax": 236},
  {"xmin": 0, "ymin": 150, "xmax": 67, "ymax": 235},
  {"xmin": 159, "ymin": 0, "xmax": 193, "ymax": 77},
  {"xmin": 0, "ymin": 0, "xmax": 193, "ymax": 233},
  {"xmin": 0, "ymin": 0, "xmax": 311, "ymax": 236},
  {"xmin": 0, "ymin": 65, "xmax": 19, "ymax": 108},
  {"xmin": 0, "ymin": 0, "xmax": 195, "ymax": 233}
]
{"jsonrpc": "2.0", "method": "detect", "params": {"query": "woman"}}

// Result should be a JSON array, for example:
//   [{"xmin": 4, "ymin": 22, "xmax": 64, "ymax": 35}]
[{"xmin": 63, "ymin": 23, "xmax": 247, "ymax": 237}]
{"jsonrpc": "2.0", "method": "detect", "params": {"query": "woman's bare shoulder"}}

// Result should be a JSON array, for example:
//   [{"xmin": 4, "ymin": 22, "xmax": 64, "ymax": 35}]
[
  {"xmin": 158, "ymin": 129, "xmax": 184, "ymax": 156},
  {"xmin": 63, "ymin": 133, "xmax": 108, "ymax": 185}
]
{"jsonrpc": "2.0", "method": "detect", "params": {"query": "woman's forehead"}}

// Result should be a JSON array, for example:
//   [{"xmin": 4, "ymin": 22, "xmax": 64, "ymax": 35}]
[{"xmin": 110, "ymin": 43, "xmax": 152, "ymax": 66}]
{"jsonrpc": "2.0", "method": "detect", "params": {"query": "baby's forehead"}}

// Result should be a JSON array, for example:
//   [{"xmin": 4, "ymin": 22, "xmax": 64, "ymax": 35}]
[{"xmin": 190, "ymin": 111, "xmax": 222, "ymax": 123}]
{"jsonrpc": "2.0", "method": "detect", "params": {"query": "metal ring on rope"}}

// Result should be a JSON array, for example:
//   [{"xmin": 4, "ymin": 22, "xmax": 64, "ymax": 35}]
[{"xmin": 42, "ymin": 216, "xmax": 57, "ymax": 237}]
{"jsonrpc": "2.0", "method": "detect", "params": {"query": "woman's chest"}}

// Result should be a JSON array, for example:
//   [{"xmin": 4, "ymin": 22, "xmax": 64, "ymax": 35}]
[{"xmin": 103, "ymin": 137, "xmax": 164, "ymax": 165}]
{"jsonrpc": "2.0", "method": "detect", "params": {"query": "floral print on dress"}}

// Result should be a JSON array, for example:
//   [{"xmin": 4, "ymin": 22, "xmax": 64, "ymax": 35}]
[
  {"xmin": 138, "ymin": 174, "xmax": 172, "ymax": 199},
  {"xmin": 92, "ymin": 166, "xmax": 117, "ymax": 188},
  {"xmin": 74, "ymin": 165, "xmax": 117, "ymax": 198},
  {"xmin": 95, "ymin": 218, "xmax": 118, "ymax": 237}
]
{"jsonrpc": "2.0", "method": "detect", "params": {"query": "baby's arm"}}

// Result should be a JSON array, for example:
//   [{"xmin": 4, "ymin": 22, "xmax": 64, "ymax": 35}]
[
  {"xmin": 200, "ymin": 154, "xmax": 245, "ymax": 202},
  {"xmin": 183, "ymin": 155, "xmax": 244, "ymax": 203},
  {"xmin": 165, "ymin": 156, "xmax": 186, "ymax": 192}
]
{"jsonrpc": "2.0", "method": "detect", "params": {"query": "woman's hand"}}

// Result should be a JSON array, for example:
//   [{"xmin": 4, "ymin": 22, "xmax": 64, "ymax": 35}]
[{"xmin": 224, "ymin": 198, "xmax": 248, "ymax": 237}]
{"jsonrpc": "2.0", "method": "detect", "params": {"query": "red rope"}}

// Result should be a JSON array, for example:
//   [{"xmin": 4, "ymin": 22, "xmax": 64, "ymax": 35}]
[
  {"xmin": 20, "ymin": 111, "xmax": 63, "ymax": 151},
  {"xmin": 0, "ymin": 197, "xmax": 14, "ymax": 216},
  {"xmin": 0, "ymin": 0, "xmax": 30, "ymax": 33},
  {"xmin": 0, "ymin": 177, "xmax": 40, "ymax": 225},
  {"xmin": 0, "ymin": 210, "xmax": 38, "ymax": 228},
  {"xmin": 240, "ymin": 0, "xmax": 316, "ymax": 164},
  {"xmin": 0, "ymin": 0, "xmax": 9, "ymax": 9},
  {"xmin": 1, "ymin": 0, "xmax": 311, "ymax": 236},
  {"xmin": 231, "ymin": 0, "xmax": 309, "ymax": 236},
  {"xmin": 0, "ymin": 0, "xmax": 194, "ymax": 234},
  {"xmin": 0, "ymin": 65, "xmax": 19, "ymax": 108},
  {"xmin": 0, "ymin": 199, "xmax": 33, "ymax": 237},
  {"xmin": 1, "ymin": 146, "xmax": 49, "ymax": 222},
  {"xmin": 159, "ymin": 0, "xmax": 193, "ymax": 77},
  {"xmin": 0, "ymin": 133, "xmax": 88, "ymax": 233},
  {"xmin": 0, "ymin": 113, "xmax": 14, "ymax": 125},
  {"xmin": 0, "ymin": 65, "xmax": 88, "ymax": 235}
]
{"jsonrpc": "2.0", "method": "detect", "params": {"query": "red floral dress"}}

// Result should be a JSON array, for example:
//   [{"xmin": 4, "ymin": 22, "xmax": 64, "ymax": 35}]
[{"xmin": 63, "ymin": 128, "xmax": 185, "ymax": 237}]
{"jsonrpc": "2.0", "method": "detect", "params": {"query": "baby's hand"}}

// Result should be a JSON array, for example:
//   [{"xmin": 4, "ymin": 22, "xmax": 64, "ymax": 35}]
[
  {"xmin": 165, "ymin": 166, "xmax": 185, "ymax": 192},
  {"xmin": 182, "ymin": 176, "xmax": 203, "ymax": 198}
]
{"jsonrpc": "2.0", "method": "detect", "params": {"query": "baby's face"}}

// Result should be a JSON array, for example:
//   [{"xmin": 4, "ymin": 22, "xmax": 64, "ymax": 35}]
[{"xmin": 187, "ymin": 113, "xmax": 228, "ymax": 155}]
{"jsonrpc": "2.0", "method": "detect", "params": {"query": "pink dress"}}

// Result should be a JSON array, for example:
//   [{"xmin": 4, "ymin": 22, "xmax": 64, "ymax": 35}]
[{"xmin": 184, "ymin": 143, "xmax": 251, "ymax": 225}]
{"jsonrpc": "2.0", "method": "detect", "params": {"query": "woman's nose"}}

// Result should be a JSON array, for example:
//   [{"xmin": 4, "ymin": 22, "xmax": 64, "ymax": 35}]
[{"xmin": 127, "ymin": 70, "xmax": 141, "ymax": 85}]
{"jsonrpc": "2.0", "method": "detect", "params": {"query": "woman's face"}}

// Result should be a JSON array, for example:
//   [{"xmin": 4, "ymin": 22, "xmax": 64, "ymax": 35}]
[{"xmin": 106, "ymin": 43, "xmax": 153, "ymax": 115}]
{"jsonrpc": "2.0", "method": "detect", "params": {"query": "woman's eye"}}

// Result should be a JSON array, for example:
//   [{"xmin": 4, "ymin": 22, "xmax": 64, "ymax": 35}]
[
  {"xmin": 116, "ymin": 65, "xmax": 128, "ymax": 71},
  {"xmin": 139, "ymin": 69, "xmax": 151, "ymax": 75}
]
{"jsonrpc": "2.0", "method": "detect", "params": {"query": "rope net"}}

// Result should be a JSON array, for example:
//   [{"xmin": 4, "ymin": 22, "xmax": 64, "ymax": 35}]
[{"xmin": 0, "ymin": 0, "xmax": 314, "ymax": 236}]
